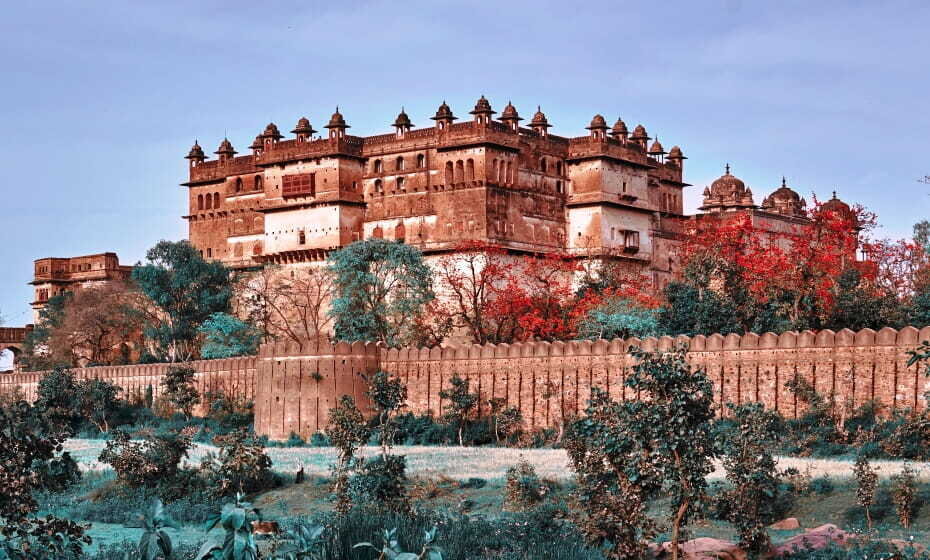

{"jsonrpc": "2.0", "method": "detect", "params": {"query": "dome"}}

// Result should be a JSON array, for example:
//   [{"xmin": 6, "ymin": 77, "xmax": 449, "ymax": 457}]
[
  {"xmin": 530, "ymin": 106, "xmax": 550, "ymax": 128},
  {"xmin": 648, "ymin": 138, "xmax": 666, "ymax": 155},
  {"xmin": 185, "ymin": 141, "xmax": 205, "ymax": 160},
  {"xmin": 699, "ymin": 164, "xmax": 756, "ymax": 212},
  {"xmin": 631, "ymin": 124, "xmax": 648, "ymax": 140},
  {"xmin": 668, "ymin": 145, "xmax": 684, "ymax": 159},
  {"xmin": 761, "ymin": 178, "xmax": 807, "ymax": 217},
  {"xmin": 325, "ymin": 107, "xmax": 349, "ymax": 129},
  {"xmin": 431, "ymin": 100, "xmax": 457, "ymax": 121},
  {"xmin": 249, "ymin": 135, "xmax": 263, "ymax": 150},
  {"xmin": 261, "ymin": 123, "xmax": 283, "ymax": 140},
  {"xmin": 470, "ymin": 95, "xmax": 496, "ymax": 115},
  {"xmin": 501, "ymin": 101, "xmax": 522, "ymax": 121},
  {"xmin": 214, "ymin": 138, "xmax": 236, "ymax": 156},
  {"xmin": 611, "ymin": 117, "xmax": 628, "ymax": 136},
  {"xmin": 393, "ymin": 108, "xmax": 414, "ymax": 128},
  {"xmin": 821, "ymin": 191, "xmax": 856, "ymax": 225},
  {"xmin": 587, "ymin": 114, "xmax": 608, "ymax": 130},
  {"xmin": 291, "ymin": 117, "xmax": 316, "ymax": 135},
  {"xmin": 710, "ymin": 165, "xmax": 746, "ymax": 196}
]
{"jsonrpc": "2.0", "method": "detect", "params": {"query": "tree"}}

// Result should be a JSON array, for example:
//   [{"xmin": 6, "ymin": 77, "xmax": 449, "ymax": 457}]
[
  {"xmin": 326, "ymin": 395, "xmax": 370, "ymax": 514},
  {"xmin": 132, "ymin": 240, "xmax": 232, "ymax": 361},
  {"xmin": 365, "ymin": 371, "xmax": 407, "ymax": 460},
  {"xmin": 719, "ymin": 403, "xmax": 783, "ymax": 556},
  {"xmin": 623, "ymin": 347, "xmax": 716, "ymax": 560},
  {"xmin": 161, "ymin": 366, "xmax": 200, "ymax": 418},
  {"xmin": 75, "ymin": 378, "xmax": 122, "ymax": 433},
  {"xmin": 576, "ymin": 297, "xmax": 659, "ymax": 340},
  {"xmin": 198, "ymin": 312, "xmax": 260, "ymax": 359},
  {"xmin": 823, "ymin": 268, "xmax": 903, "ymax": 331},
  {"xmin": 439, "ymin": 375, "xmax": 478, "ymax": 446},
  {"xmin": 853, "ymin": 455, "xmax": 878, "ymax": 531},
  {"xmin": 34, "ymin": 367, "xmax": 81, "ymax": 431},
  {"xmin": 327, "ymin": 239, "xmax": 434, "ymax": 346},
  {"xmin": 20, "ymin": 293, "xmax": 72, "ymax": 371},
  {"xmin": 236, "ymin": 265, "xmax": 336, "ymax": 348}
]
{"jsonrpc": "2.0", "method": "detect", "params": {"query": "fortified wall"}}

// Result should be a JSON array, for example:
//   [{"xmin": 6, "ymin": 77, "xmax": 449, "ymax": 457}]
[{"xmin": 2, "ymin": 326, "xmax": 929, "ymax": 440}]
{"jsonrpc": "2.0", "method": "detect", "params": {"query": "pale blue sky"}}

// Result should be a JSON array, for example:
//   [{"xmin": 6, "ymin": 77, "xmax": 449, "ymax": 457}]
[{"xmin": 1, "ymin": 0, "xmax": 928, "ymax": 330}]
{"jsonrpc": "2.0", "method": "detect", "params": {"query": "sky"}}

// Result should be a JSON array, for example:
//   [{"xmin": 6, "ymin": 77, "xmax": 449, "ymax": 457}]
[{"xmin": 1, "ymin": 0, "xmax": 928, "ymax": 334}]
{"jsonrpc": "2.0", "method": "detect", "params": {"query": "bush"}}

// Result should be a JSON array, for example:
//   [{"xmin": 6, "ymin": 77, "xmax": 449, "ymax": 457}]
[
  {"xmin": 98, "ymin": 428, "xmax": 195, "ymax": 499},
  {"xmin": 504, "ymin": 459, "xmax": 549, "ymax": 511},
  {"xmin": 779, "ymin": 539, "xmax": 930, "ymax": 560},
  {"xmin": 199, "ymin": 428, "xmax": 278, "ymax": 497},
  {"xmin": 349, "ymin": 455, "xmax": 409, "ymax": 513},
  {"xmin": 810, "ymin": 476, "xmax": 835, "ymax": 495}
]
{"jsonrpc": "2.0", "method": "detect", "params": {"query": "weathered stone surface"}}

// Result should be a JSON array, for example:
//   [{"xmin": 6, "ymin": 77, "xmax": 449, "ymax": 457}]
[
  {"xmin": 769, "ymin": 518, "xmax": 801, "ymax": 531},
  {"xmin": 772, "ymin": 524, "xmax": 851, "ymax": 556}
]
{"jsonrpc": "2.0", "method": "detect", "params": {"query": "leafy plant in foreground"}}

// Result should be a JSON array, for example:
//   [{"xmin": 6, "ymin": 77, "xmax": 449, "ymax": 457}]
[
  {"xmin": 138, "ymin": 498, "xmax": 178, "ymax": 560},
  {"xmin": 195, "ymin": 493, "xmax": 260, "ymax": 560},
  {"xmin": 272, "ymin": 524, "xmax": 326, "ymax": 560},
  {"xmin": 327, "ymin": 395, "xmax": 371, "ymax": 514},
  {"xmin": 353, "ymin": 527, "xmax": 443, "ymax": 560}
]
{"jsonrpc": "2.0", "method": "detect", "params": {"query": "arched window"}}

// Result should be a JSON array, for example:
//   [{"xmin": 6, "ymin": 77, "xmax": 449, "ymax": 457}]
[
  {"xmin": 374, "ymin": 179, "xmax": 383, "ymax": 194},
  {"xmin": 253, "ymin": 216, "xmax": 262, "ymax": 231},
  {"xmin": 506, "ymin": 162, "xmax": 513, "ymax": 185},
  {"xmin": 396, "ymin": 177, "xmax": 405, "ymax": 191},
  {"xmin": 205, "ymin": 194, "xmax": 212, "ymax": 210},
  {"xmin": 455, "ymin": 160, "xmax": 464, "ymax": 183},
  {"xmin": 417, "ymin": 154, "xmax": 426, "ymax": 168},
  {"xmin": 235, "ymin": 178, "xmax": 243, "ymax": 193},
  {"xmin": 556, "ymin": 161, "xmax": 563, "ymax": 176},
  {"xmin": 466, "ymin": 159, "xmax": 475, "ymax": 182},
  {"xmin": 197, "ymin": 194, "xmax": 204, "ymax": 210},
  {"xmin": 373, "ymin": 225, "xmax": 384, "ymax": 239},
  {"xmin": 556, "ymin": 180, "xmax": 563, "ymax": 194},
  {"xmin": 444, "ymin": 161, "xmax": 454, "ymax": 184},
  {"xmin": 298, "ymin": 230, "xmax": 306, "ymax": 245},
  {"xmin": 540, "ymin": 158, "xmax": 547, "ymax": 173},
  {"xmin": 213, "ymin": 192, "xmax": 220, "ymax": 208},
  {"xmin": 374, "ymin": 159, "xmax": 383, "ymax": 173},
  {"xmin": 254, "ymin": 176, "xmax": 263, "ymax": 191},
  {"xmin": 395, "ymin": 156, "xmax": 405, "ymax": 171},
  {"xmin": 498, "ymin": 160, "xmax": 506, "ymax": 184},
  {"xmin": 395, "ymin": 222, "xmax": 406, "ymax": 242}
]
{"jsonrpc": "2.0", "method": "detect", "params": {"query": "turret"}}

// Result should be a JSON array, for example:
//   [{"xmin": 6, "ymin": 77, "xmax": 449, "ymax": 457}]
[
  {"xmin": 185, "ymin": 140, "xmax": 206, "ymax": 168},
  {"xmin": 214, "ymin": 138, "xmax": 236, "ymax": 163},
  {"xmin": 291, "ymin": 117, "xmax": 316, "ymax": 143},
  {"xmin": 500, "ymin": 101, "xmax": 522, "ymax": 132},
  {"xmin": 611, "ymin": 117, "xmax": 628, "ymax": 143},
  {"xmin": 470, "ymin": 95, "xmax": 495, "ymax": 126},
  {"xmin": 325, "ymin": 107, "xmax": 349, "ymax": 141},
  {"xmin": 630, "ymin": 124, "xmax": 649, "ymax": 150},
  {"xmin": 529, "ymin": 106, "xmax": 551, "ymax": 137},
  {"xmin": 667, "ymin": 145, "xmax": 686, "ymax": 170},
  {"xmin": 648, "ymin": 137, "xmax": 666, "ymax": 162},
  {"xmin": 586, "ymin": 114, "xmax": 608, "ymax": 141},
  {"xmin": 261, "ymin": 123, "xmax": 283, "ymax": 149},
  {"xmin": 249, "ymin": 135, "xmax": 263, "ymax": 156},
  {"xmin": 430, "ymin": 100, "xmax": 457, "ymax": 131},
  {"xmin": 393, "ymin": 107, "xmax": 414, "ymax": 138}
]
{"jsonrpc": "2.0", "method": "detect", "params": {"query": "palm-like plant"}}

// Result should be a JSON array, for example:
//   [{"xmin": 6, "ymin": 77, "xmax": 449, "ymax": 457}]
[
  {"xmin": 194, "ymin": 493, "xmax": 260, "ymax": 560},
  {"xmin": 353, "ymin": 527, "xmax": 443, "ymax": 560},
  {"xmin": 272, "ymin": 524, "xmax": 326, "ymax": 560}
]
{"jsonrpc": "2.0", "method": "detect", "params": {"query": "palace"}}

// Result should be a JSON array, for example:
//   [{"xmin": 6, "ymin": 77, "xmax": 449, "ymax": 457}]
[
  {"xmin": 30, "ymin": 253, "xmax": 132, "ymax": 322},
  {"xmin": 181, "ymin": 97, "xmax": 847, "ymax": 289}
]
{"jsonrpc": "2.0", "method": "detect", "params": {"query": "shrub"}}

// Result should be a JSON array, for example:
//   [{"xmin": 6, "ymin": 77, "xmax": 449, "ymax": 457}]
[
  {"xmin": 439, "ymin": 375, "xmax": 478, "ymax": 446},
  {"xmin": 853, "ymin": 455, "xmax": 878, "ymax": 530},
  {"xmin": 98, "ymin": 428, "xmax": 194, "ymax": 498},
  {"xmin": 810, "ymin": 476, "xmax": 835, "ymax": 495},
  {"xmin": 327, "ymin": 395, "xmax": 371, "ymax": 514},
  {"xmin": 504, "ymin": 458, "xmax": 548, "ymax": 511},
  {"xmin": 200, "ymin": 428, "xmax": 277, "ymax": 497},
  {"xmin": 161, "ymin": 366, "xmax": 200, "ymax": 418},
  {"xmin": 891, "ymin": 463, "xmax": 919, "ymax": 528},
  {"xmin": 366, "ymin": 371, "xmax": 408, "ymax": 458},
  {"xmin": 350, "ymin": 455, "xmax": 409, "ymax": 513},
  {"xmin": 195, "ymin": 493, "xmax": 261, "ymax": 560}
]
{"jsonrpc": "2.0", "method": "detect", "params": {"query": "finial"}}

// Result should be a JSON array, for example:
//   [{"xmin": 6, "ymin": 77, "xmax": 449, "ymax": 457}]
[
  {"xmin": 336, "ymin": 105, "xmax": 339, "ymax": 112},
  {"xmin": 782, "ymin": 176, "xmax": 787, "ymax": 187},
  {"xmin": 538, "ymin": 105, "xmax": 541, "ymax": 111},
  {"xmin": 725, "ymin": 163, "xmax": 730, "ymax": 174},
  {"xmin": 832, "ymin": 190, "xmax": 837, "ymax": 199}
]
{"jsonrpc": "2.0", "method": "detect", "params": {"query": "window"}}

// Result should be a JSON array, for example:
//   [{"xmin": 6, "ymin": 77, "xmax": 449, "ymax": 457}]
[
  {"xmin": 466, "ymin": 159, "xmax": 475, "ymax": 181},
  {"xmin": 622, "ymin": 180, "xmax": 627, "ymax": 193},
  {"xmin": 444, "ymin": 161, "xmax": 453, "ymax": 184},
  {"xmin": 540, "ymin": 158, "xmax": 547, "ymax": 173},
  {"xmin": 299, "ymin": 231, "xmax": 306, "ymax": 245},
  {"xmin": 254, "ymin": 176, "xmax": 263, "ymax": 191},
  {"xmin": 235, "ymin": 178, "xmax": 243, "ymax": 193},
  {"xmin": 455, "ymin": 160, "xmax": 464, "ymax": 183},
  {"xmin": 556, "ymin": 180, "xmax": 563, "ymax": 194},
  {"xmin": 213, "ymin": 192, "xmax": 220, "ymax": 208},
  {"xmin": 282, "ymin": 173, "xmax": 316, "ymax": 198},
  {"xmin": 395, "ymin": 222, "xmax": 406, "ymax": 242},
  {"xmin": 205, "ymin": 194, "xmax": 212, "ymax": 210},
  {"xmin": 417, "ymin": 154, "xmax": 426, "ymax": 168},
  {"xmin": 623, "ymin": 230, "xmax": 640, "ymax": 251},
  {"xmin": 396, "ymin": 177, "xmax": 405, "ymax": 191},
  {"xmin": 373, "ymin": 226, "xmax": 384, "ymax": 239},
  {"xmin": 206, "ymin": 248, "xmax": 212, "ymax": 258},
  {"xmin": 374, "ymin": 179, "xmax": 383, "ymax": 194},
  {"xmin": 556, "ymin": 161, "xmax": 563, "ymax": 176},
  {"xmin": 374, "ymin": 159, "xmax": 383, "ymax": 173},
  {"xmin": 197, "ymin": 194, "xmax": 204, "ymax": 210},
  {"xmin": 395, "ymin": 156, "xmax": 405, "ymax": 171}
]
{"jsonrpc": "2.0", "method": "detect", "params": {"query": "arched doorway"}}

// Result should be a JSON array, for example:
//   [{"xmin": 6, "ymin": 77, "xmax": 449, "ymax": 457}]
[{"xmin": 0, "ymin": 346, "xmax": 21, "ymax": 373}]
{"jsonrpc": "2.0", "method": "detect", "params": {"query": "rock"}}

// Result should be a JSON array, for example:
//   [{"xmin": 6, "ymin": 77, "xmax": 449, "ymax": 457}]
[
  {"xmin": 769, "ymin": 518, "xmax": 801, "ymax": 531},
  {"xmin": 886, "ymin": 539, "xmax": 927, "ymax": 555},
  {"xmin": 772, "ymin": 524, "xmax": 850, "ymax": 556},
  {"xmin": 251, "ymin": 520, "xmax": 280, "ymax": 537},
  {"xmin": 651, "ymin": 538, "xmax": 746, "ymax": 560}
]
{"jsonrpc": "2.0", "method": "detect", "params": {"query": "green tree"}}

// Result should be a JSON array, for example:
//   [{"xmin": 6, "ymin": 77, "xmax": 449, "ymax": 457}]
[
  {"xmin": 576, "ymin": 297, "xmax": 659, "ymax": 340},
  {"xmin": 75, "ymin": 378, "xmax": 122, "ymax": 433},
  {"xmin": 658, "ymin": 282, "xmax": 742, "ymax": 336},
  {"xmin": 439, "ymin": 375, "xmax": 478, "ymax": 446},
  {"xmin": 824, "ymin": 268, "xmax": 902, "ymax": 331},
  {"xmin": 623, "ymin": 347, "xmax": 716, "ymax": 560},
  {"xmin": 161, "ymin": 366, "xmax": 200, "ymax": 418},
  {"xmin": 365, "ymin": 371, "xmax": 407, "ymax": 460},
  {"xmin": 34, "ymin": 367, "xmax": 80, "ymax": 431},
  {"xmin": 132, "ymin": 240, "xmax": 232, "ymax": 361},
  {"xmin": 326, "ymin": 395, "xmax": 370, "ymax": 514},
  {"xmin": 198, "ymin": 312, "xmax": 260, "ymax": 359},
  {"xmin": 853, "ymin": 455, "xmax": 878, "ymax": 531},
  {"xmin": 20, "ymin": 293, "xmax": 72, "ymax": 371},
  {"xmin": 327, "ymin": 239, "xmax": 434, "ymax": 346}
]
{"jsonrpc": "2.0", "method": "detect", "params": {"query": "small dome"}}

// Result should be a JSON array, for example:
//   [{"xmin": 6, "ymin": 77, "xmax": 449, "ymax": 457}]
[
  {"xmin": 648, "ymin": 138, "xmax": 666, "ymax": 155},
  {"xmin": 470, "ymin": 95, "xmax": 496, "ymax": 115},
  {"xmin": 393, "ymin": 108, "xmax": 414, "ymax": 128},
  {"xmin": 214, "ymin": 138, "xmax": 237, "ymax": 156},
  {"xmin": 709, "ymin": 164, "xmax": 746, "ymax": 196},
  {"xmin": 249, "ymin": 135, "xmax": 263, "ymax": 150},
  {"xmin": 431, "ymin": 100, "xmax": 457, "ymax": 121},
  {"xmin": 587, "ymin": 114, "xmax": 608, "ymax": 130},
  {"xmin": 325, "ymin": 107, "xmax": 349, "ymax": 129},
  {"xmin": 261, "ymin": 123, "xmax": 283, "ymax": 140},
  {"xmin": 291, "ymin": 117, "xmax": 316, "ymax": 135},
  {"xmin": 612, "ymin": 117, "xmax": 628, "ymax": 135},
  {"xmin": 185, "ymin": 141, "xmax": 205, "ymax": 160},
  {"xmin": 761, "ymin": 178, "xmax": 806, "ymax": 217},
  {"xmin": 501, "ymin": 101, "xmax": 522, "ymax": 121},
  {"xmin": 668, "ymin": 145, "xmax": 684, "ymax": 159},
  {"xmin": 631, "ymin": 124, "xmax": 648, "ymax": 139},
  {"xmin": 821, "ymin": 191, "xmax": 856, "ymax": 224},
  {"xmin": 530, "ymin": 106, "xmax": 551, "ymax": 128}
]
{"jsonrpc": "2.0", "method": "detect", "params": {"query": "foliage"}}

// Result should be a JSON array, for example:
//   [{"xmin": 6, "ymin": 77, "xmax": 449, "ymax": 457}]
[
  {"xmin": 273, "ymin": 524, "xmax": 326, "ymax": 560},
  {"xmin": 132, "ymin": 240, "xmax": 232, "ymax": 361},
  {"xmin": 20, "ymin": 293, "xmax": 72, "ymax": 370},
  {"xmin": 353, "ymin": 526, "xmax": 443, "ymax": 560},
  {"xmin": 824, "ymin": 268, "xmax": 904, "ymax": 331},
  {"xmin": 75, "ymin": 378, "xmax": 123, "ymax": 432},
  {"xmin": 778, "ymin": 539, "xmax": 930, "ymax": 560},
  {"xmin": 438, "ymin": 375, "xmax": 478, "ymax": 446},
  {"xmin": 853, "ymin": 455, "xmax": 879, "ymax": 530},
  {"xmin": 504, "ymin": 459, "xmax": 548, "ymax": 511},
  {"xmin": 366, "ymin": 371, "xmax": 408, "ymax": 459},
  {"xmin": 200, "ymin": 428, "xmax": 277, "ymax": 497},
  {"xmin": 0, "ymin": 399, "xmax": 88, "ymax": 559},
  {"xmin": 350, "ymin": 455, "xmax": 410, "ymax": 513},
  {"xmin": 98, "ymin": 428, "xmax": 193, "ymax": 497},
  {"xmin": 657, "ymin": 280, "xmax": 742, "ymax": 337},
  {"xmin": 138, "ymin": 498, "xmax": 179, "ymax": 560},
  {"xmin": 891, "ymin": 463, "xmax": 919, "ymax": 529},
  {"xmin": 487, "ymin": 398, "xmax": 522, "ymax": 444},
  {"xmin": 576, "ymin": 297, "xmax": 659, "ymax": 340},
  {"xmin": 199, "ymin": 312, "xmax": 261, "ymax": 359},
  {"xmin": 34, "ymin": 366, "xmax": 82, "ymax": 429},
  {"xmin": 328, "ymin": 239, "xmax": 434, "ymax": 346},
  {"xmin": 718, "ymin": 403, "xmax": 782, "ymax": 556},
  {"xmin": 162, "ymin": 366, "xmax": 201, "ymax": 418},
  {"xmin": 327, "ymin": 395, "xmax": 372, "ymax": 514},
  {"xmin": 195, "ymin": 493, "xmax": 260, "ymax": 560}
]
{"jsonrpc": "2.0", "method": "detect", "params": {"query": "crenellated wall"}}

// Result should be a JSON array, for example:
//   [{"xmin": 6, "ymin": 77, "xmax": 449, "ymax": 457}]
[{"xmin": 3, "ymin": 326, "xmax": 929, "ymax": 440}]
